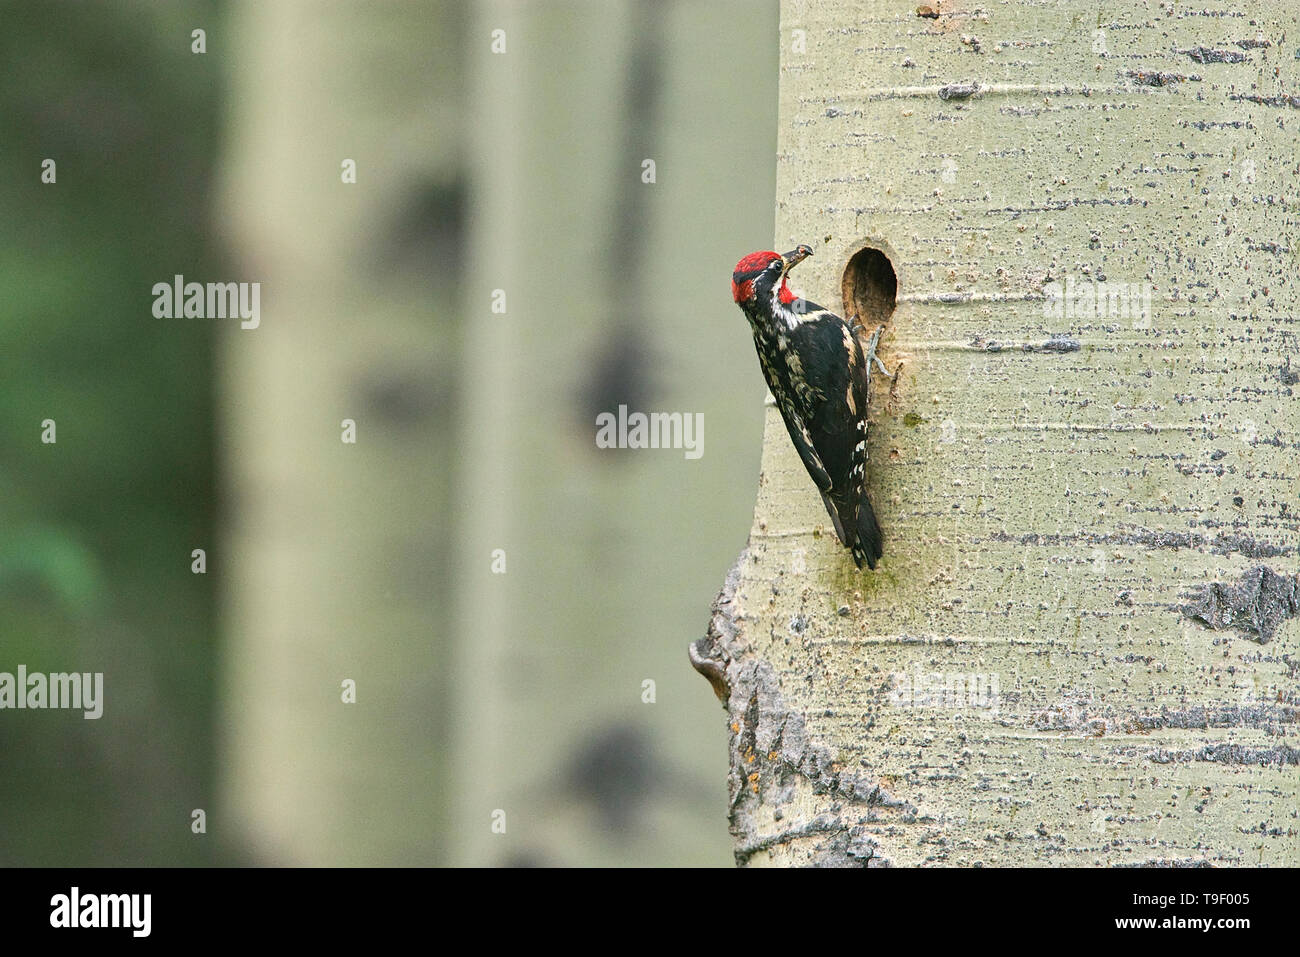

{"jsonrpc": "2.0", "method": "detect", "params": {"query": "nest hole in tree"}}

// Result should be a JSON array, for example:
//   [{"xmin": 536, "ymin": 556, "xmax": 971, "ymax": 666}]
[{"xmin": 840, "ymin": 246, "xmax": 897, "ymax": 331}]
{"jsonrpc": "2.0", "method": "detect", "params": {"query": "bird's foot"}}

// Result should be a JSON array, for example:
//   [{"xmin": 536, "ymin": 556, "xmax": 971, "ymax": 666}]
[{"xmin": 863, "ymin": 323, "xmax": 895, "ymax": 380}]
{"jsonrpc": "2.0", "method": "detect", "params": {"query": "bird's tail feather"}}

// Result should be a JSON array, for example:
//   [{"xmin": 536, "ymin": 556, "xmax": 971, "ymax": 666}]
[
  {"xmin": 819, "ymin": 490, "xmax": 847, "ymax": 545},
  {"xmin": 821, "ymin": 489, "xmax": 883, "ymax": 570},
  {"xmin": 846, "ymin": 493, "xmax": 883, "ymax": 570}
]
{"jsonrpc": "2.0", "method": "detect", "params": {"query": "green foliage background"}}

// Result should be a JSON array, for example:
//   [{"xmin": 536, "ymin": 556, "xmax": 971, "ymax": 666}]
[{"xmin": 0, "ymin": 1, "xmax": 221, "ymax": 864}]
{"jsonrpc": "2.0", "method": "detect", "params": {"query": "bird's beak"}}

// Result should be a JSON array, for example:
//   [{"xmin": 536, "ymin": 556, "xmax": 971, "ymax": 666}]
[{"xmin": 781, "ymin": 244, "xmax": 814, "ymax": 272}]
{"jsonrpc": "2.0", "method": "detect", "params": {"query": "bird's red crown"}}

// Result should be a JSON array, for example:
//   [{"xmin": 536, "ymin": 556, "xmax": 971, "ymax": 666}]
[{"xmin": 731, "ymin": 250, "xmax": 782, "ymax": 304}]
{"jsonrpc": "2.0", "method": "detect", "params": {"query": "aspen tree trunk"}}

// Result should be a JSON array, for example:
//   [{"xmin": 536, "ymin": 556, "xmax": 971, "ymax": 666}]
[
  {"xmin": 217, "ymin": 4, "xmax": 451, "ymax": 864},
  {"xmin": 450, "ymin": 0, "xmax": 774, "ymax": 866},
  {"xmin": 693, "ymin": 0, "xmax": 1300, "ymax": 867}
]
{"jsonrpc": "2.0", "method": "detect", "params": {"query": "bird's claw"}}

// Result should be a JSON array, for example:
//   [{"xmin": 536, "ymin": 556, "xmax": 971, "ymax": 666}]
[{"xmin": 863, "ymin": 323, "xmax": 895, "ymax": 380}]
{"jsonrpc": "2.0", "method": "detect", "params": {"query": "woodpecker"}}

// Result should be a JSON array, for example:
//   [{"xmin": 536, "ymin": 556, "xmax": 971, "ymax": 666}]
[{"xmin": 731, "ymin": 244, "xmax": 891, "ymax": 569}]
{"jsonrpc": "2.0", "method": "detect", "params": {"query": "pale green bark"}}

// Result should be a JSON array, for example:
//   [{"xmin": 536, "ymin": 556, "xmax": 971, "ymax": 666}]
[{"xmin": 696, "ymin": 0, "xmax": 1299, "ymax": 866}]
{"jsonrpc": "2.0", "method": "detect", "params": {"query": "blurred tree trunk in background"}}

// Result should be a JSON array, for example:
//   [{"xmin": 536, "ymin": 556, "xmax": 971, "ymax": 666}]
[
  {"xmin": 217, "ymin": 0, "xmax": 779, "ymax": 867},
  {"xmin": 694, "ymin": 0, "xmax": 1299, "ymax": 866},
  {"xmin": 450, "ymin": 0, "xmax": 776, "ymax": 867},
  {"xmin": 218, "ymin": 3, "xmax": 457, "ymax": 863}
]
